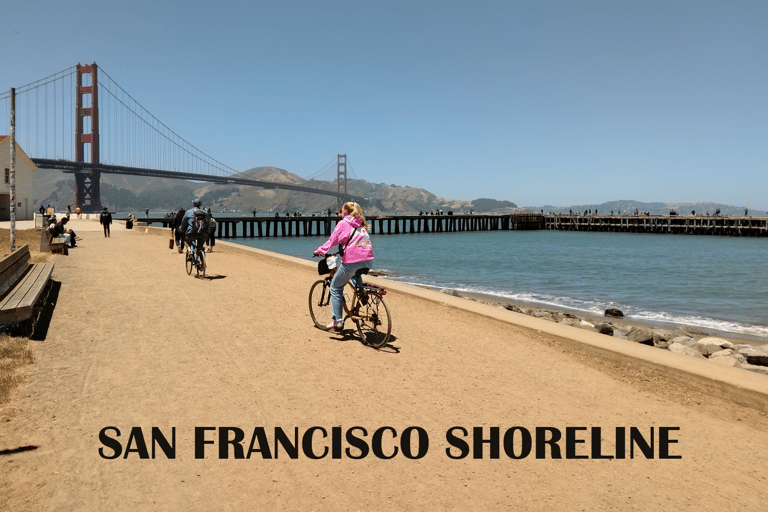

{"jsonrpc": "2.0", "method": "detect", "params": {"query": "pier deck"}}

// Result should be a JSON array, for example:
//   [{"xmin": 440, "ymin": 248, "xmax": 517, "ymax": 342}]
[{"xmin": 132, "ymin": 213, "xmax": 768, "ymax": 238}]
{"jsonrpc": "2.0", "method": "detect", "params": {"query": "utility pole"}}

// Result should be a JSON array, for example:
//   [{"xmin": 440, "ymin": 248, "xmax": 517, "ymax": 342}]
[
  {"xmin": 9, "ymin": 87, "xmax": 16, "ymax": 252},
  {"xmin": 337, "ymin": 154, "xmax": 347, "ymax": 212}
]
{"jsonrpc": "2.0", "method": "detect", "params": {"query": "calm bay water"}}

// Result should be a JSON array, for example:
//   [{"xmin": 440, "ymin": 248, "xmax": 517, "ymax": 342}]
[{"xmin": 221, "ymin": 222, "xmax": 768, "ymax": 339}]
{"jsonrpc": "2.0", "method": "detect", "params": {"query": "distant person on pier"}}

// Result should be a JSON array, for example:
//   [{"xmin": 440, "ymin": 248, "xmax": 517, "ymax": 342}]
[
  {"xmin": 206, "ymin": 208, "xmax": 217, "ymax": 252},
  {"xmin": 252, "ymin": 208, "xmax": 257, "ymax": 217},
  {"xmin": 99, "ymin": 207, "xmax": 112, "ymax": 237},
  {"xmin": 67, "ymin": 205, "xmax": 72, "ymax": 218},
  {"xmin": 313, "ymin": 202, "xmax": 375, "ymax": 332},
  {"xmin": 39, "ymin": 205, "xmax": 44, "ymax": 215},
  {"xmin": 145, "ymin": 207, "xmax": 149, "ymax": 218}
]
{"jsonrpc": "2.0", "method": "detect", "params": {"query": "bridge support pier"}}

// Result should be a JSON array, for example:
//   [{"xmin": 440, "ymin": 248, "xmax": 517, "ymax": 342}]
[{"xmin": 75, "ymin": 170, "xmax": 103, "ymax": 213}]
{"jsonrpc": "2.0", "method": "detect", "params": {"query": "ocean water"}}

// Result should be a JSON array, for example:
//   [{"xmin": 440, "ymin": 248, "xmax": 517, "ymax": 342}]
[{"xmin": 221, "ymin": 224, "xmax": 768, "ymax": 339}]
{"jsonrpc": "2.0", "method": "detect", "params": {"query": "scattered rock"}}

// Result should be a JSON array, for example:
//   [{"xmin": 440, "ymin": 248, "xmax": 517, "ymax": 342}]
[
  {"xmin": 604, "ymin": 308, "xmax": 624, "ymax": 318},
  {"xmin": 669, "ymin": 336, "xmax": 695, "ymax": 347},
  {"xmin": 694, "ymin": 337, "xmax": 734, "ymax": 357},
  {"xmin": 626, "ymin": 327, "xmax": 654, "ymax": 345},
  {"xmin": 668, "ymin": 342, "xmax": 706, "ymax": 359},
  {"xmin": 594, "ymin": 323, "xmax": 614, "ymax": 336},
  {"xmin": 504, "ymin": 304, "xmax": 524, "ymax": 314},
  {"xmin": 579, "ymin": 320, "xmax": 596, "ymax": 332},
  {"xmin": 734, "ymin": 345, "xmax": 768, "ymax": 367},
  {"xmin": 440, "ymin": 289, "xmax": 461, "ymax": 297}
]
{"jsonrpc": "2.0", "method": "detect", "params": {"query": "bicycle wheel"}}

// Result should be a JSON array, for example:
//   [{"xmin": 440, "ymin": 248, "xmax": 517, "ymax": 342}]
[
  {"xmin": 185, "ymin": 249, "xmax": 193, "ymax": 275},
  {"xmin": 355, "ymin": 290, "xmax": 392, "ymax": 348},
  {"xmin": 197, "ymin": 249, "xmax": 206, "ymax": 277},
  {"xmin": 308, "ymin": 279, "xmax": 334, "ymax": 329}
]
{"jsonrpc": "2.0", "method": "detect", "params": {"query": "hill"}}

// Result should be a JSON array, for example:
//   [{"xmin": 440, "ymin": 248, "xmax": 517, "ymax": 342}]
[
  {"xmin": 528, "ymin": 200, "xmax": 758, "ymax": 217},
  {"xmin": 33, "ymin": 167, "xmax": 518, "ymax": 214}
]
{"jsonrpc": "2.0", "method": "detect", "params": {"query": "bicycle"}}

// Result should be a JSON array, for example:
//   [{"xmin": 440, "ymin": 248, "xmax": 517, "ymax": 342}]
[
  {"xmin": 185, "ymin": 238, "xmax": 206, "ymax": 277},
  {"xmin": 308, "ymin": 254, "xmax": 392, "ymax": 348}
]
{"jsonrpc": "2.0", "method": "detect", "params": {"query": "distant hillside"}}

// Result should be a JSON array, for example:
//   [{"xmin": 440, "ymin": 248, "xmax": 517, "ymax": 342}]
[
  {"xmin": 33, "ymin": 167, "xmax": 517, "ymax": 214},
  {"xmin": 528, "ymin": 200, "xmax": 759, "ymax": 217}
]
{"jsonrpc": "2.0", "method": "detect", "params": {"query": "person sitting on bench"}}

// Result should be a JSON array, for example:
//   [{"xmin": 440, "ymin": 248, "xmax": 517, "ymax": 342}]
[{"xmin": 50, "ymin": 217, "xmax": 77, "ymax": 248}]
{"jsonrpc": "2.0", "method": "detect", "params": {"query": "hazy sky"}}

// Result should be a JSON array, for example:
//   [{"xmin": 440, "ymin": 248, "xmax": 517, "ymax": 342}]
[{"xmin": 2, "ymin": 1, "xmax": 766, "ymax": 209}]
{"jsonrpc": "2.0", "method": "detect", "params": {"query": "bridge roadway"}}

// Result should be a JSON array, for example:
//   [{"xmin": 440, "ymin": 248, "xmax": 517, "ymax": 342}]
[
  {"xmin": 31, "ymin": 158, "xmax": 365, "ymax": 202},
  {"xmin": 131, "ymin": 212, "xmax": 768, "ymax": 238}
]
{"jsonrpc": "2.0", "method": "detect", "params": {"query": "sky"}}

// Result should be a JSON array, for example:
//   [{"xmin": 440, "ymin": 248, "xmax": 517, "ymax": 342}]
[{"xmin": 1, "ymin": 1, "xmax": 767, "ymax": 210}]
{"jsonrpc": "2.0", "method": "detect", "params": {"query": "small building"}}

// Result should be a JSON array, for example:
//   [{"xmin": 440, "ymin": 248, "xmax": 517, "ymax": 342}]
[{"xmin": 0, "ymin": 136, "xmax": 37, "ymax": 221}]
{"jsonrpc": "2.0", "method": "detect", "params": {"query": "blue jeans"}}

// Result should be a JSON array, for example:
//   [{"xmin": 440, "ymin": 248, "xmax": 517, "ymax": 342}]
[{"xmin": 330, "ymin": 260, "xmax": 371, "ymax": 322}]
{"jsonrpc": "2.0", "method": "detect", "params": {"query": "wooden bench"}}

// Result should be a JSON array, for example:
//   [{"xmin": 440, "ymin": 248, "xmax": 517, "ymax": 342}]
[
  {"xmin": 40, "ymin": 227, "xmax": 67, "ymax": 254},
  {"xmin": 0, "ymin": 245, "xmax": 55, "ymax": 329}
]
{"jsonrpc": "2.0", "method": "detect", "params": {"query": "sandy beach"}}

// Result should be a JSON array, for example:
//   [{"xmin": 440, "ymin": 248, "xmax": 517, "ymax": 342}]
[{"xmin": 1, "ymin": 216, "xmax": 767, "ymax": 511}]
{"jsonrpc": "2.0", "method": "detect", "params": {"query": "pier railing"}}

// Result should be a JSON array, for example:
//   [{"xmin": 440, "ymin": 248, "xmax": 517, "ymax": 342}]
[
  {"xmin": 131, "ymin": 212, "xmax": 768, "ymax": 238},
  {"xmin": 545, "ymin": 214, "xmax": 768, "ymax": 236}
]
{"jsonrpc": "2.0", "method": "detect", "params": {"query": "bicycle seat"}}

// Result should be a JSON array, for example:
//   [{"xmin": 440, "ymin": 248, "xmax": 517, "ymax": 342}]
[{"xmin": 355, "ymin": 268, "xmax": 370, "ymax": 277}]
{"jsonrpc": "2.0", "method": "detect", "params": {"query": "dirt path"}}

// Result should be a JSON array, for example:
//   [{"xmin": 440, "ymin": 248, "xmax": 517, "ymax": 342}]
[{"xmin": 1, "ymin": 219, "xmax": 767, "ymax": 511}]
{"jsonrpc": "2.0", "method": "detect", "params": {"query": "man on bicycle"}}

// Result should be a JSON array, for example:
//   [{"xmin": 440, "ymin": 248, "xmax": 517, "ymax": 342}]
[{"xmin": 180, "ymin": 199, "xmax": 210, "ymax": 262}]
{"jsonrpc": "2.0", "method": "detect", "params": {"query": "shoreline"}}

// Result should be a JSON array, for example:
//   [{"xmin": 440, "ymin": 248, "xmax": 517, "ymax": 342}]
[{"xmin": 411, "ymin": 283, "xmax": 768, "ymax": 349}]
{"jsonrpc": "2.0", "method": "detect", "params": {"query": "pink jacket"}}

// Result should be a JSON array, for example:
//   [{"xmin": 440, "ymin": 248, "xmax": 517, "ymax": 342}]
[{"xmin": 316, "ymin": 215, "xmax": 374, "ymax": 264}]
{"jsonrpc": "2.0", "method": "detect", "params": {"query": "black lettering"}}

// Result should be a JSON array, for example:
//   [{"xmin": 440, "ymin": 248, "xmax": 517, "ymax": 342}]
[
  {"xmin": 219, "ymin": 427, "xmax": 245, "ymax": 459},
  {"xmin": 446, "ymin": 427, "xmax": 469, "ymax": 459},
  {"xmin": 502, "ymin": 427, "xmax": 531, "ymax": 459},
  {"xmin": 246, "ymin": 427, "xmax": 272, "ymax": 459},
  {"xmin": 302, "ymin": 427, "xmax": 328, "ymax": 460},
  {"xmin": 630, "ymin": 427, "xmax": 654, "ymax": 459},
  {"xmin": 590, "ymin": 427, "xmax": 613, "ymax": 459},
  {"xmin": 151, "ymin": 427, "xmax": 176, "ymax": 459},
  {"xmin": 372, "ymin": 427, "xmax": 398, "ymax": 460},
  {"xmin": 401, "ymin": 426, "xmax": 428, "ymax": 459},
  {"xmin": 274, "ymin": 427, "xmax": 299, "ymax": 459},
  {"xmin": 473, "ymin": 427, "xmax": 500, "ymax": 459},
  {"xmin": 659, "ymin": 427, "xmax": 681, "ymax": 459},
  {"xmin": 331, "ymin": 426, "xmax": 342, "ymax": 459},
  {"xmin": 124, "ymin": 427, "xmax": 150, "ymax": 459},
  {"xmin": 615, "ymin": 427, "xmax": 626, "ymax": 459},
  {"xmin": 345, "ymin": 427, "xmax": 369, "ymax": 459},
  {"xmin": 195, "ymin": 427, "xmax": 215, "ymax": 459},
  {"xmin": 98, "ymin": 426, "xmax": 122, "ymax": 460},
  {"xmin": 536, "ymin": 427, "xmax": 562, "ymax": 459},
  {"xmin": 565, "ymin": 427, "xmax": 588, "ymax": 459}
]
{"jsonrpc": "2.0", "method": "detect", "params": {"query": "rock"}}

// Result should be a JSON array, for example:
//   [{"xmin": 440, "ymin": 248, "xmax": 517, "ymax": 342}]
[
  {"xmin": 709, "ymin": 349, "xmax": 747, "ymax": 364},
  {"xmin": 669, "ymin": 336, "xmax": 695, "ymax": 347},
  {"xmin": 694, "ymin": 337, "xmax": 734, "ymax": 357},
  {"xmin": 626, "ymin": 327, "xmax": 655, "ymax": 346},
  {"xmin": 604, "ymin": 308, "xmax": 624, "ymax": 318},
  {"xmin": 654, "ymin": 339, "xmax": 672, "ymax": 349},
  {"xmin": 533, "ymin": 310, "xmax": 556, "ymax": 322},
  {"xmin": 440, "ymin": 289, "xmax": 461, "ymax": 297},
  {"xmin": 559, "ymin": 318, "xmax": 582, "ymax": 328},
  {"xmin": 668, "ymin": 342, "xmax": 706, "ymax": 359},
  {"xmin": 734, "ymin": 345, "xmax": 768, "ymax": 367},
  {"xmin": 579, "ymin": 320, "xmax": 596, "ymax": 332},
  {"xmin": 504, "ymin": 304, "xmax": 524, "ymax": 314},
  {"xmin": 594, "ymin": 323, "xmax": 614, "ymax": 336},
  {"xmin": 743, "ymin": 363, "xmax": 768, "ymax": 376},
  {"xmin": 669, "ymin": 326, "xmax": 710, "ymax": 340}
]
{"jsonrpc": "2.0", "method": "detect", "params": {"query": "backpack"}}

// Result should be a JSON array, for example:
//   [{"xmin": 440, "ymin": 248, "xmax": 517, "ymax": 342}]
[
  {"xmin": 208, "ymin": 217, "xmax": 217, "ymax": 234},
  {"xmin": 193, "ymin": 210, "xmax": 209, "ymax": 236}
]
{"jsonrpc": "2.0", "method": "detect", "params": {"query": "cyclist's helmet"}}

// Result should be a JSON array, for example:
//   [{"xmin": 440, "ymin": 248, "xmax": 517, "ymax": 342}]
[{"xmin": 193, "ymin": 199, "xmax": 202, "ymax": 208}]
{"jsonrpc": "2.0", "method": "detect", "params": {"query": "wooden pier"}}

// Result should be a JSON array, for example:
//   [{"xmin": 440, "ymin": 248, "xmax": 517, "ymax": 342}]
[
  {"xmin": 133, "ymin": 212, "xmax": 768, "ymax": 238},
  {"xmin": 139, "ymin": 213, "xmax": 542, "ymax": 238},
  {"xmin": 545, "ymin": 214, "xmax": 768, "ymax": 236}
]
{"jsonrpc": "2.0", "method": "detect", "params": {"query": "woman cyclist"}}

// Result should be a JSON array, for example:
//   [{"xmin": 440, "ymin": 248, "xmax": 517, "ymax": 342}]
[{"xmin": 314, "ymin": 202, "xmax": 375, "ymax": 330}]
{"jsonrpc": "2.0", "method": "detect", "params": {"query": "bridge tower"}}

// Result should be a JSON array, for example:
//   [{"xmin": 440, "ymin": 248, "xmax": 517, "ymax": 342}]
[
  {"xmin": 74, "ymin": 63, "xmax": 103, "ymax": 212},
  {"xmin": 337, "ymin": 154, "xmax": 347, "ymax": 212}
]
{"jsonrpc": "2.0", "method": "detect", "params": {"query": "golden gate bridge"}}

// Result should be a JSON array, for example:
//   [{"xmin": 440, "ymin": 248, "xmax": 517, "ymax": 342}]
[{"xmin": 1, "ymin": 63, "xmax": 362, "ymax": 212}]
